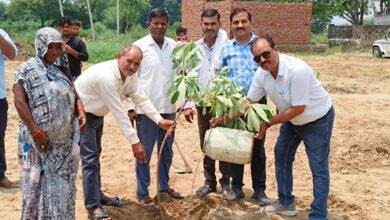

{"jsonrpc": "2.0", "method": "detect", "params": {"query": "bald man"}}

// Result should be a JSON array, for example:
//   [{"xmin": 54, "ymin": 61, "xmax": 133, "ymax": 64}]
[{"xmin": 75, "ymin": 45, "xmax": 175, "ymax": 219}]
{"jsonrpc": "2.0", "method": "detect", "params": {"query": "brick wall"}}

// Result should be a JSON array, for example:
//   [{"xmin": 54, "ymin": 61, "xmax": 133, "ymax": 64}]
[{"xmin": 182, "ymin": 0, "xmax": 312, "ymax": 50}]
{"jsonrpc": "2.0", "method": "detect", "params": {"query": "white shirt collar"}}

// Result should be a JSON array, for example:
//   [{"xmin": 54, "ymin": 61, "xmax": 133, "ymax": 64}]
[{"xmin": 145, "ymin": 34, "xmax": 169, "ymax": 49}]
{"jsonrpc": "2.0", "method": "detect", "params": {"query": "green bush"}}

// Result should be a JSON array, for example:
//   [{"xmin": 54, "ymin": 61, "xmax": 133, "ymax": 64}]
[{"xmin": 311, "ymin": 33, "xmax": 328, "ymax": 45}]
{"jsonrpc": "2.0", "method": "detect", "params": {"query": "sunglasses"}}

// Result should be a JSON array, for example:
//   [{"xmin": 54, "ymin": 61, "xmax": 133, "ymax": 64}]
[{"xmin": 253, "ymin": 50, "xmax": 273, "ymax": 63}]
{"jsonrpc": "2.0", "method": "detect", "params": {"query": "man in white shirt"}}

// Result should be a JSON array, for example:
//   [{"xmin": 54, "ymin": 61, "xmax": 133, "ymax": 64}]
[
  {"xmin": 75, "ymin": 45, "xmax": 175, "ymax": 219},
  {"xmin": 182, "ymin": 9, "xmax": 231, "ymax": 197},
  {"xmin": 247, "ymin": 35, "xmax": 334, "ymax": 219},
  {"xmin": 129, "ymin": 8, "xmax": 183, "ymax": 209}
]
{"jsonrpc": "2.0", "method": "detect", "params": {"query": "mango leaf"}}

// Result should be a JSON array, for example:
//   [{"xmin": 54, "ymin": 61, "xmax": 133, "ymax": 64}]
[
  {"xmin": 251, "ymin": 104, "xmax": 270, "ymax": 122},
  {"xmin": 247, "ymin": 107, "xmax": 261, "ymax": 132},
  {"xmin": 172, "ymin": 43, "xmax": 186, "ymax": 57},
  {"xmin": 216, "ymin": 96, "xmax": 233, "ymax": 108},
  {"xmin": 215, "ymin": 101, "xmax": 223, "ymax": 118},
  {"xmin": 178, "ymin": 79, "xmax": 186, "ymax": 98},
  {"xmin": 260, "ymin": 104, "xmax": 273, "ymax": 119}
]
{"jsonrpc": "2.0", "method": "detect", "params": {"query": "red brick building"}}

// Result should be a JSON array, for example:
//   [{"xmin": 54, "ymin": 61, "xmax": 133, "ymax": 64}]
[{"xmin": 182, "ymin": 0, "xmax": 313, "ymax": 51}]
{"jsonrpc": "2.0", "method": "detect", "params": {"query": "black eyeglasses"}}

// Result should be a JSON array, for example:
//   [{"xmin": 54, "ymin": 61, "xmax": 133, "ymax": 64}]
[{"xmin": 253, "ymin": 50, "xmax": 273, "ymax": 63}]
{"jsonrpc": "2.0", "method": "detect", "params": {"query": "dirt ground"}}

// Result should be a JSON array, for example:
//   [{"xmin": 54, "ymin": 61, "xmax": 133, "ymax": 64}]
[{"xmin": 1, "ymin": 50, "xmax": 389, "ymax": 220}]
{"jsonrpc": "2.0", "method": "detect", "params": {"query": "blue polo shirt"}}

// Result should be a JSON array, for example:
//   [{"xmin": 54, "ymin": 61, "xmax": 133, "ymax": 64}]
[{"xmin": 0, "ymin": 29, "xmax": 17, "ymax": 99}]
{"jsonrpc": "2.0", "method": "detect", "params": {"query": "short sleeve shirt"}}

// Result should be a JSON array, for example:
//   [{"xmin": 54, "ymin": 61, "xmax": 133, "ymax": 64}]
[
  {"xmin": 0, "ymin": 29, "xmax": 18, "ymax": 98},
  {"xmin": 248, "ymin": 54, "xmax": 332, "ymax": 125}
]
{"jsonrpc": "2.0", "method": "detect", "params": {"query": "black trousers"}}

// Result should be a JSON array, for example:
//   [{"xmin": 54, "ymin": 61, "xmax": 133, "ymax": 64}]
[{"xmin": 231, "ymin": 96, "xmax": 267, "ymax": 193}]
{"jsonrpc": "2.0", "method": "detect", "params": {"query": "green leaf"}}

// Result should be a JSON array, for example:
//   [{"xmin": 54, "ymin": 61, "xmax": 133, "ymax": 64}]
[
  {"xmin": 178, "ymin": 79, "xmax": 186, "ymax": 98},
  {"xmin": 216, "ymin": 96, "xmax": 233, "ymax": 108},
  {"xmin": 170, "ymin": 91, "xmax": 179, "ymax": 104},
  {"xmin": 172, "ymin": 43, "xmax": 186, "ymax": 57},
  {"xmin": 251, "ymin": 104, "xmax": 270, "ymax": 122},
  {"xmin": 248, "ymin": 107, "xmax": 261, "ymax": 132}
]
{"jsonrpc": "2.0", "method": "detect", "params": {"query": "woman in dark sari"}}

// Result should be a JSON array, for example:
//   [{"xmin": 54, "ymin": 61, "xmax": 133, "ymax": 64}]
[{"xmin": 13, "ymin": 27, "xmax": 86, "ymax": 219}]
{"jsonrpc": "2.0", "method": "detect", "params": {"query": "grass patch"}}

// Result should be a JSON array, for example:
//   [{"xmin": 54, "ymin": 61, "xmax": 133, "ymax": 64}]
[{"xmin": 311, "ymin": 33, "xmax": 328, "ymax": 45}]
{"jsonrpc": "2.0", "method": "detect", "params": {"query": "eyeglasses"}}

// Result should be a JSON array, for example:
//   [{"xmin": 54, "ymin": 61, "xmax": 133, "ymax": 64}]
[{"xmin": 253, "ymin": 50, "xmax": 273, "ymax": 63}]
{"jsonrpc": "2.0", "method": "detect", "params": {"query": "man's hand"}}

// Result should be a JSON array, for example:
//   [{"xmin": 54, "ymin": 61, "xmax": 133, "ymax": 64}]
[
  {"xmin": 128, "ymin": 110, "xmax": 137, "ymax": 127},
  {"xmin": 183, "ymin": 108, "xmax": 194, "ymax": 123},
  {"xmin": 64, "ymin": 45, "xmax": 72, "ymax": 53},
  {"xmin": 64, "ymin": 45, "xmax": 78, "ymax": 58},
  {"xmin": 158, "ymin": 119, "xmax": 176, "ymax": 136},
  {"xmin": 78, "ymin": 110, "xmax": 87, "ymax": 132},
  {"xmin": 209, "ymin": 117, "xmax": 224, "ymax": 128},
  {"xmin": 254, "ymin": 122, "xmax": 268, "ymax": 140},
  {"xmin": 132, "ymin": 142, "xmax": 147, "ymax": 164}
]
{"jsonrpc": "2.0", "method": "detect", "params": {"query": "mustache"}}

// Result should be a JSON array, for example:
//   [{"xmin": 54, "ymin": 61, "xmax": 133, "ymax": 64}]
[
  {"xmin": 261, "ymin": 60, "xmax": 270, "ymax": 65},
  {"xmin": 237, "ymin": 28, "xmax": 245, "ymax": 31}
]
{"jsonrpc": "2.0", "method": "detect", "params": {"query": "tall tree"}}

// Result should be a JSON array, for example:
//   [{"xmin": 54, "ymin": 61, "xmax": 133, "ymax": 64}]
[
  {"xmin": 6, "ymin": 0, "xmax": 60, "ymax": 26},
  {"xmin": 333, "ymin": 0, "xmax": 369, "ymax": 25},
  {"xmin": 104, "ymin": 0, "xmax": 150, "ymax": 32},
  {"xmin": 371, "ymin": 0, "xmax": 390, "ymax": 15}
]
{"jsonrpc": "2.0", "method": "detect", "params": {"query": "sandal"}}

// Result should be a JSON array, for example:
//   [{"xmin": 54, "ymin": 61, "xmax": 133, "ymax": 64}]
[
  {"xmin": 101, "ymin": 195, "xmax": 123, "ymax": 207},
  {"xmin": 138, "ymin": 196, "xmax": 158, "ymax": 212},
  {"xmin": 196, "ymin": 185, "xmax": 216, "ymax": 197},
  {"xmin": 88, "ymin": 207, "xmax": 111, "ymax": 220},
  {"xmin": 161, "ymin": 188, "xmax": 184, "ymax": 199}
]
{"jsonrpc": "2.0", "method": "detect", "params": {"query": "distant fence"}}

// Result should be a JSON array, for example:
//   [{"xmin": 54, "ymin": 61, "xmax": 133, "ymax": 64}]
[{"xmin": 328, "ymin": 25, "xmax": 390, "ymax": 47}]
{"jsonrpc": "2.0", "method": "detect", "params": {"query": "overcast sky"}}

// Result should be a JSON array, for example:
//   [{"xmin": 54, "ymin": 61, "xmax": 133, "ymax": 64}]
[{"xmin": 0, "ymin": 0, "xmax": 10, "ymax": 4}]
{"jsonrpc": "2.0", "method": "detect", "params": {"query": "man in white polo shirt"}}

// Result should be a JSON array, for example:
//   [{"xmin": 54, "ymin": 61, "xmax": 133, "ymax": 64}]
[
  {"xmin": 248, "ymin": 35, "xmax": 334, "ymax": 219},
  {"xmin": 75, "ymin": 45, "xmax": 175, "ymax": 219}
]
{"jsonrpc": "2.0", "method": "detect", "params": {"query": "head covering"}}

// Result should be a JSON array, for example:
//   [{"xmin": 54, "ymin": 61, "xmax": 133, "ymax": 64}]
[{"xmin": 35, "ymin": 27, "xmax": 64, "ymax": 59}]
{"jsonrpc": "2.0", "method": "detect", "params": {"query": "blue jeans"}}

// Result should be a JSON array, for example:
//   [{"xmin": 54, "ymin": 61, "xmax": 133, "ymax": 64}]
[
  {"xmin": 136, "ymin": 113, "xmax": 175, "ymax": 199},
  {"xmin": 0, "ymin": 98, "xmax": 8, "ymax": 181},
  {"xmin": 80, "ymin": 113, "xmax": 104, "ymax": 209},
  {"xmin": 275, "ymin": 106, "xmax": 334, "ymax": 220}
]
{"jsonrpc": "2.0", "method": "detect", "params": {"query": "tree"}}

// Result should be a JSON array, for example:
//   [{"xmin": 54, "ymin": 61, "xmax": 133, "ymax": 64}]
[
  {"xmin": 6, "ymin": 0, "xmax": 60, "ymax": 27},
  {"xmin": 333, "ymin": 0, "xmax": 369, "ymax": 25},
  {"xmin": 165, "ymin": 0, "xmax": 181, "ymax": 24},
  {"xmin": 0, "ymin": 2, "xmax": 7, "ymax": 21},
  {"xmin": 371, "ymin": 0, "xmax": 390, "ymax": 15},
  {"xmin": 104, "ymin": 0, "xmax": 150, "ymax": 32}
]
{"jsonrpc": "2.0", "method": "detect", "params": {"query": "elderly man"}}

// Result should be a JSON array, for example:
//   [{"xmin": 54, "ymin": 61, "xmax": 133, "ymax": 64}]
[
  {"xmin": 128, "ymin": 8, "xmax": 183, "ymax": 211},
  {"xmin": 75, "ymin": 45, "xmax": 175, "ymax": 219},
  {"xmin": 218, "ymin": 8, "xmax": 271, "ymax": 204},
  {"xmin": 183, "ymin": 8, "xmax": 231, "ymax": 197},
  {"xmin": 249, "ymin": 35, "xmax": 334, "ymax": 219},
  {"xmin": 0, "ymin": 28, "xmax": 18, "ymax": 189}
]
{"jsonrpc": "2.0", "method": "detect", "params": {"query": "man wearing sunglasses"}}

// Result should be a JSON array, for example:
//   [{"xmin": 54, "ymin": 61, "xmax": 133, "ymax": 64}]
[
  {"xmin": 218, "ymin": 7, "xmax": 272, "ymax": 205},
  {"xmin": 248, "ymin": 34, "xmax": 334, "ymax": 219}
]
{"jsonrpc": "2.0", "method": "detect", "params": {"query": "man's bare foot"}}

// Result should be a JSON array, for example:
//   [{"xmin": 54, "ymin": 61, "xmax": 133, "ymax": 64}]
[{"xmin": 0, "ymin": 177, "xmax": 19, "ymax": 189}]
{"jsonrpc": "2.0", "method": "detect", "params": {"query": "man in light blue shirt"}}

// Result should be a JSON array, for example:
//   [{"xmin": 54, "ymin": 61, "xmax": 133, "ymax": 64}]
[
  {"xmin": 0, "ymin": 28, "xmax": 18, "ymax": 189},
  {"xmin": 218, "ymin": 8, "xmax": 271, "ymax": 205}
]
